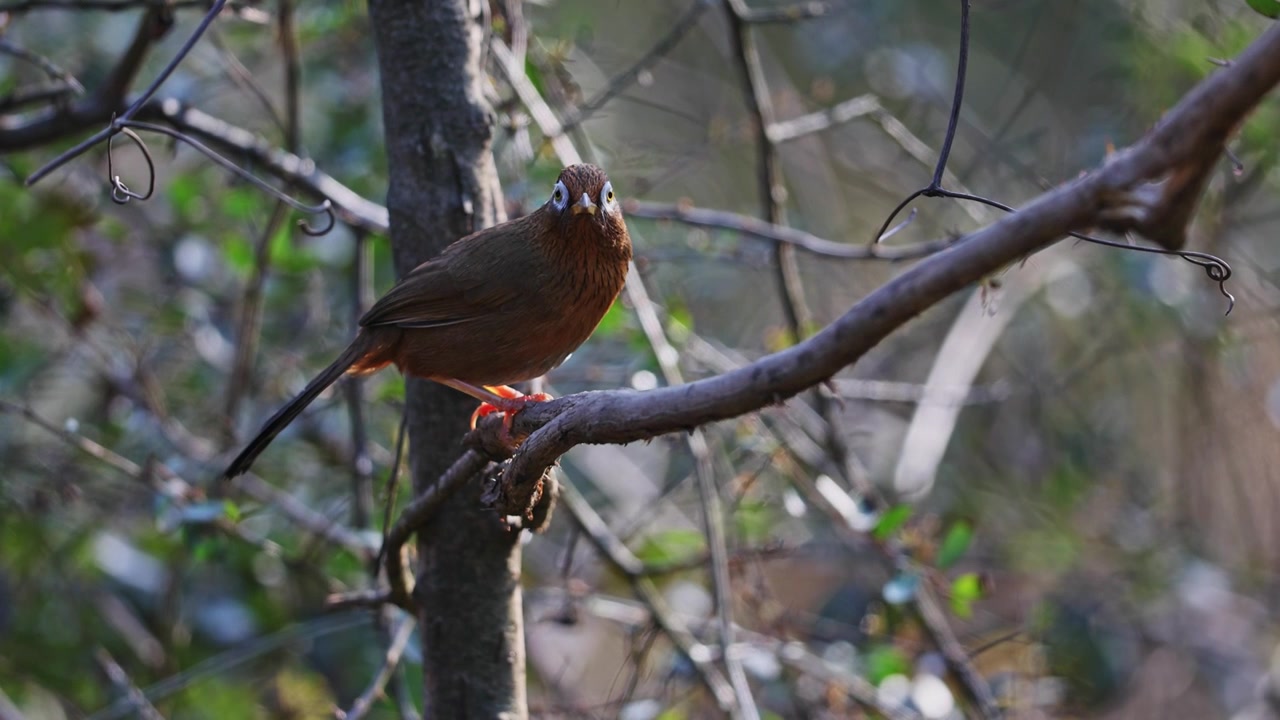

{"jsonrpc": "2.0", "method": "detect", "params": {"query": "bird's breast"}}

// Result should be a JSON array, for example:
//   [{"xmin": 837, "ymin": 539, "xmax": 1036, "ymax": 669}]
[{"xmin": 395, "ymin": 256, "xmax": 626, "ymax": 387}]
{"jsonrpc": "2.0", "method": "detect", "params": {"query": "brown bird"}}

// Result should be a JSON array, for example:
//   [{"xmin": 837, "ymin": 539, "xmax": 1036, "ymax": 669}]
[{"xmin": 223, "ymin": 164, "xmax": 632, "ymax": 478}]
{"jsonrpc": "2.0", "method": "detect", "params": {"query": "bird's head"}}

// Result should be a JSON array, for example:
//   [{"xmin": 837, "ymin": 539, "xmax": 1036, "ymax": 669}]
[{"xmin": 541, "ymin": 164, "xmax": 631, "ymax": 254}]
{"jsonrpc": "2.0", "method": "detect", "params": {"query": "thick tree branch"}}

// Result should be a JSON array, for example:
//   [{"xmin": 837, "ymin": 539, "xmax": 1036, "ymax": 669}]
[{"xmin": 480, "ymin": 22, "xmax": 1280, "ymax": 517}]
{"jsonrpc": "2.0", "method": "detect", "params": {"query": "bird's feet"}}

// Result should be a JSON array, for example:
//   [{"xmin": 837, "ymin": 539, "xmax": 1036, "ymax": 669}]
[{"xmin": 469, "ymin": 385, "xmax": 553, "ymax": 438}]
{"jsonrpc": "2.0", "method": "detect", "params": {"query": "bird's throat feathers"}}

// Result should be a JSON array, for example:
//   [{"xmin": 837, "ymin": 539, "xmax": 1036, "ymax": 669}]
[{"xmin": 537, "ymin": 205, "xmax": 633, "ymax": 268}]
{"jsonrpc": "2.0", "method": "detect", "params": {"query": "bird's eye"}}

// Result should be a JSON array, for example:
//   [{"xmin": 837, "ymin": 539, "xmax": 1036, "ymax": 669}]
[
  {"xmin": 550, "ymin": 180, "xmax": 569, "ymax": 211},
  {"xmin": 600, "ymin": 181, "xmax": 616, "ymax": 207}
]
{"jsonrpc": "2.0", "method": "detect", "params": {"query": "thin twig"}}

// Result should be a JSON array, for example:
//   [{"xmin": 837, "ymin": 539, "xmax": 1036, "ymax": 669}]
[
  {"xmin": 224, "ymin": 202, "xmax": 290, "ymax": 442},
  {"xmin": 496, "ymin": 36, "xmax": 760, "ymax": 715},
  {"xmin": 479, "ymin": 19, "xmax": 1280, "ymax": 507},
  {"xmin": 0, "ymin": 38, "xmax": 86, "ymax": 94},
  {"xmin": 931, "ymin": 0, "xmax": 970, "ymax": 189},
  {"xmin": 325, "ymin": 588, "xmax": 396, "ymax": 612},
  {"xmin": 136, "ymin": 99, "xmax": 387, "ymax": 232},
  {"xmin": 766, "ymin": 92, "xmax": 880, "ymax": 143},
  {"xmin": 555, "ymin": 490, "xmax": 919, "ymax": 720},
  {"xmin": 346, "ymin": 233, "xmax": 376, "ymax": 528},
  {"xmin": 231, "ymin": 473, "xmax": 374, "ymax": 561},
  {"xmin": 0, "ymin": 0, "xmax": 214, "ymax": 10},
  {"xmin": 558, "ymin": 481, "xmax": 740, "ymax": 712},
  {"xmin": 627, "ymin": 263, "xmax": 760, "ymax": 720},
  {"xmin": 207, "ymin": 28, "xmax": 288, "ymax": 138},
  {"xmin": 94, "ymin": 649, "xmax": 165, "ymax": 720},
  {"xmin": 339, "ymin": 614, "xmax": 417, "ymax": 720},
  {"xmin": 915, "ymin": 583, "xmax": 1002, "ymax": 719},
  {"xmin": 764, "ymin": 639, "xmax": 922, "ymax": 720},
  {"xmin": 0, "ymin": 82, "xmax": 80, "ymax": 113},
  {"xmin": 627, "ymin": 200, "xmax": 957, "ymax": 260},
  {"xmin": 723, "ymin": 0, "xmax": 813, "ymax": 341},
  {"xmin": 381, "ymin": 449, "xmax": 489, "ymax": 609},
  {"xmin": 0, "ymin": 4, "xmax": 168, "ymax": 154},
  {"xmin": 738, "ymin": 1, "xmax": 827, "ymax": 23},
  {"xmin": 556, "ymin": 0, "xmax": 713, "ymax": 136},
  {"xmin": 375, "ymin": 408, "xmax": 409, "ymax": 575},
  {"xmin": 2, "ymin": 392, "xmax": 372, "ymax": 559},
  {"xmin": 88, "ymin": 614, "xmax": 371, "ymax": 720},
  {"xmin": 870, "ymin": 0, "xmax": 973, "ymax": 244},
  {"xmin": 116, "ymin": 119, "xmax": 335, "ymax": 233},
  {"xmin": 724, "ymin": 0, "xmax": 876, "ymax": 504},
  {"xmin": 24, "ymin": 0, "xmax": 228, "ymax": 185}
]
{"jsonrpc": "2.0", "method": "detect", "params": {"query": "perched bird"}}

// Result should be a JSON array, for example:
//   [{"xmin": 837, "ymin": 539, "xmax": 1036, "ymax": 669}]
[{"xmin": 223, "ymin": 164, "xmax": 632, "ymax": 478}]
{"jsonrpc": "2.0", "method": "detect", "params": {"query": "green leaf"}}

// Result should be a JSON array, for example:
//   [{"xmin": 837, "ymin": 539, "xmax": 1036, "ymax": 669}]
[
  {"xmin": 376, "ymin": 374, "xmax": 406, "ymax": 403},
  {"xmin": 866, "ymin": 644, "xmax": 910, "ymax": 684},
  {"xmin": 524, "ymin": 56, "xmax": 546, "ymax": 96},
  {"xmin": 873, "ymin": 504, "xmax": 913, "ymax": 541},
  {"xmin": 221, "ymin": 186, "xmax": 263, "ymax": 221},
  {"xmin": 734, "ymin": 501, "xmax": 774, "ymax": 544},
  {"xmin": 1247, "ymin": 0, "xmax": 1280, "ymax": 18},
  {"xmin": 636, "ymin": 529, "xmax": 706, "ymax": 566},
  {"xmin": 666, "ymin": 301, "xmax": 694, "ymax": 337},
  {"xmin": 223, "ymin": 500, "xmax": 242, "ymax": 523},
  {"xmin": 190, "ymin": 537, "xmax": 220, "ymax": 564},
  {"xmin": 594, "ymin": 299, "xmax": 628, "ymax": 338},
  {"xmin": 936, "ymin": 520, "xmax": 973, "ymax": 569},
  {"xmin": 950, "ymin": 572, "xmax": 983, "ymax": 618},
  {"xmin": 168, "ymin": 173, "xmax": 204, "ymax": 219},
  {"xmin": 222, "ymin": 234, "xmax": 254, "ymax": 277}
]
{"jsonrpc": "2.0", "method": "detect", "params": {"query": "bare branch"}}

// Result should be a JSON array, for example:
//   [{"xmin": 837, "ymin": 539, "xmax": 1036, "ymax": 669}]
[
  {"xmin": 722, "ymin": 0, "xmax": 812, "ymax": 340},
  {"xmin": 0, "ymin": 38, "xmax": 85, "ymax": 94},
  {"xmin": 0, "ymin": 0, "xmax": 210, "ymax": 11},
  {"xmin": 94, "ymin": 649, "xmax": 165, "ymax": 720},
  {"xmin": 381, "ymin": 449, "xmax": 489, "ymax": 610},
  {"xmin": 626, "ymin": 200, "xmax": 957, "ymax": 260},
  {"xmin": 557, "ymin": 480, "xmax": 740, "ymax": 713},
  {"xmin": 133, "ymin": 99, "xmax": 389, "ymax": 233},
  {"xmin": 21, "ymin": 0, "xmax": 226, "ymax": 183},
  {"xmin": 915, "ymin": 581, "xmax": 1002, "ymax": 719},
  {"xmin": 626, "ymin": 264, "xmax": 760, "ymax": 720},
  {"xmin": 339, "ymin": 615, "xmax": 417, "ymax": 720},
  {"xmin": 765, "ymin": 639, "xmax": 921, "ymax": 720},
  {"xmin": 479, "ymin": 21, "xmax": 1280, "ymax": 516},
  {"xmin": 556, "ymin": 0, "xmax": 713, "ymax": 136},
  {"xmin": 0, "ymin": 401, "xmax": 373, "ymax": 558},
  {"xmin": 0, "ymin": 4, "xmax": 169, "ymax": 152},
  {"xmin": 230, "ymin": 473, "xmax": 375, "ymax": 561},
  {"xmin": 765, "ymin": 92, "xmax": 880, "ymax": 144},
  {"xmin": 738, "ymin": 1, "xmax": 828, "ymax": 24}
]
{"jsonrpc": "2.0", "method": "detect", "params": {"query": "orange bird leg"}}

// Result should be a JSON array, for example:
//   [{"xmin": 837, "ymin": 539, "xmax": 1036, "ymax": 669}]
[{"xmin": 435, "ymin": 379, "xmax": 553, "ymax": 433}]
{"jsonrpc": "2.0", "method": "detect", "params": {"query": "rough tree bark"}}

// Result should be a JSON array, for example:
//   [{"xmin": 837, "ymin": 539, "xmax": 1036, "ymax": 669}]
[{"xmin": 367, "ymin": 1, "xmax": 527, "ymax": 717}]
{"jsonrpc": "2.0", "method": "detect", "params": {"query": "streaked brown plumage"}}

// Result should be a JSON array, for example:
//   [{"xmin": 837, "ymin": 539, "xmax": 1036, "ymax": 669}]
[{"xmin": 224, "ymin": 164, "xmax": 632, "ymax": 478}]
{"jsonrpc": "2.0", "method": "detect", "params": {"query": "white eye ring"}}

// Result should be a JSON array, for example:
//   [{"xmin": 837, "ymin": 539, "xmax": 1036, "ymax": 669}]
[
  {"xmin": 550, "ymin": 180, "xmax": 569, "ymax": 211},
  {"xmin": 600, "ymin": 181, "xmax": 616, "ymax": 212}
]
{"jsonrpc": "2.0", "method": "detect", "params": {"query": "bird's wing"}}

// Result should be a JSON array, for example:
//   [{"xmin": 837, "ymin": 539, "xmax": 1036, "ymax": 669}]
[{"xmin": 358, "ymin": 235, "xmax": 528, "ymax": 330}]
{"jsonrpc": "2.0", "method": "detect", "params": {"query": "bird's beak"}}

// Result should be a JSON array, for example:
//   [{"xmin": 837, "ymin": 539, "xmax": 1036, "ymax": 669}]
[{"xmin": 571, "ymin": 192, "xmax": 597, "ymax": 216}]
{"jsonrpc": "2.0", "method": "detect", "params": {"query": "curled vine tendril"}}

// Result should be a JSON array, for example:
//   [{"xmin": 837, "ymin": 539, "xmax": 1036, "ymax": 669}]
[
  {"xmin": 104, "ymin": 119, "xmax": 335, "ymax": 236},
  {"xmin": 1074, "ymin": 235, "xmax": 1235, "ymax": 315},
  {"xmin": 867, "ymin": 0, "xmax": 1233, "ymax": 315},
  {"xmin": 881, "ymin": 188, "xmax": 1237, "ymax": 316},
  {"xmin": 106, "ymin": 124, "xmax": 155, "ymax": 204},
  {"xmin": 21, "ymin": 0, "xmax": 335, "ymax": 237}
]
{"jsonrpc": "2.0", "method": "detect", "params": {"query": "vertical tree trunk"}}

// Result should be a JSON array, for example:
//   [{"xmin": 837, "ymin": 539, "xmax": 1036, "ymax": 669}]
[{"xmin": 367, "ymin": 1, "xmax": 527, "ymax": 717}]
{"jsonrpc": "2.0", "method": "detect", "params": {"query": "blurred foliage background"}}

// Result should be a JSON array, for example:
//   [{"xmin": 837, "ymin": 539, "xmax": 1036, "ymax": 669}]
[{"xmin": 2, "ymin": 0, "xmax": 1280, "ymax": 718}]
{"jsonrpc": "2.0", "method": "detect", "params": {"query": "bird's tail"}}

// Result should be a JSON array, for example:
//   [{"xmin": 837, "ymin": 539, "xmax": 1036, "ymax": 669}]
[{"xmin": 223, "ymin": 335, "xmax": 375, "ymax": 479}]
